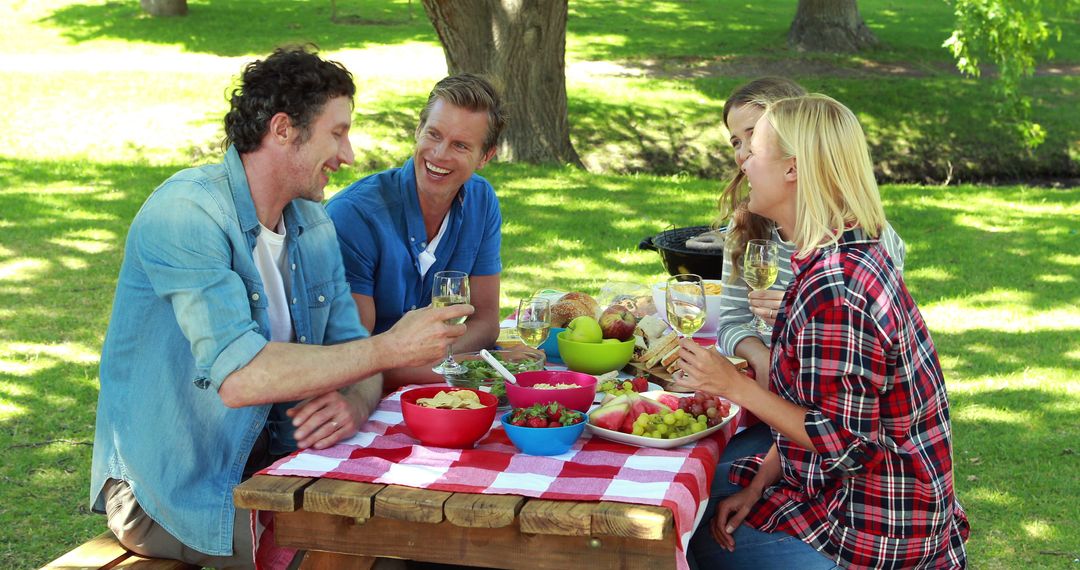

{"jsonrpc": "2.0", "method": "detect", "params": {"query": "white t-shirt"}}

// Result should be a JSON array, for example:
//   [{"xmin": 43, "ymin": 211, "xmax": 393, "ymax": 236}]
[
  {"xmin": 417, "ymin": 212, "xmax": 450, "ymax": 279},
  {"xmin": 252, "ymin": 217, "xmax": 294, "ymax": 342}
]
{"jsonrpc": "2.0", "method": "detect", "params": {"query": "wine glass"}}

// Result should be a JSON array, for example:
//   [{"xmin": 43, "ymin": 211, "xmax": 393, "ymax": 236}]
[
  {"xmin": 741, "ymin": 239, "xmax": 780, "ymax": 334},
  {"xmin": 666, "ymin": 273, "xmax": 707, "ymax": 338},
  {"xmin": 516, "ymin": 298, "xmax": 551, "ymax": 350},
  {"xmin": 431, "ymin": 270, "xmax": 470, "ymax": 375}
]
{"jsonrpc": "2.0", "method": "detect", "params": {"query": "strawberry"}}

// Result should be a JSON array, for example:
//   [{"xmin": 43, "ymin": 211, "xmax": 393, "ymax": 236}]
[
  {"xmin": 630, "ymin": 376, "xmax": 649, "ymax": 392},
  {"xmin": 546, "ymin": 402, "xmax": 564, "ymax": 422},
  {"xmin": 527, "ymin": 416, "xmax": 548, "ymax": 428},
  {"xmin": 548, "ymin": 421, "xmax": 562, "ymax": 428}
]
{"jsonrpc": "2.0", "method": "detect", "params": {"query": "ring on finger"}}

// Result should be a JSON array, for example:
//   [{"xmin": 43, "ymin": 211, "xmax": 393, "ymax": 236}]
[{"xmin": 330, "ymin": 420, "xmax": 340, "ymax": 429}]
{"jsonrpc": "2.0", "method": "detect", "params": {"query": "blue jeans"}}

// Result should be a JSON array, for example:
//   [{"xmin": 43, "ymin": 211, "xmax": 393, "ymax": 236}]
[
  {"xmin": 689, "ymin": 423, "xmax": 840, "ymax": 570},
  {"xmin": 691, "ymin": 525, "xmax": 841, "ymax": 569}
]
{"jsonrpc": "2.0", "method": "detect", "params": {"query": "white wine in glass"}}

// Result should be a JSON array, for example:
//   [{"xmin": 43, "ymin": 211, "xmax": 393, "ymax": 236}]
[
  {"xmin": 432, "ymin": 294, "xmax": 469, "ymax": 325},
  {"xmin": 742, "ymin": 239, "xmax": 780, "ymax": 334},
  {"xmin": 516, "ymin": 298, "xmax": 551, "ymax": 349},
  {"xmin": 666, "ymin": 274, "xmax": 707, "ymax": 337},
  {"xmin": 431, "ymin": 271, "xmax": 470, "ymax": 374}
]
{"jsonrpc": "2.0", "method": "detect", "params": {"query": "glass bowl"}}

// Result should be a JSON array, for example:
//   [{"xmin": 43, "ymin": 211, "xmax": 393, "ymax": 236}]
[{"xmin": 443, "ymin": 349, "xmax": 545, "ymax": 409}]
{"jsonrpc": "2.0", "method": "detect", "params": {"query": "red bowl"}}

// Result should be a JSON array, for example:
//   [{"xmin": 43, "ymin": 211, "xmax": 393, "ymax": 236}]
[
  {"xmin": 505, "ymin": 370, "xmax": 598, "ymax": 412},
  {"xmin": 400, "ymin": 387, "xmax": 498, "ymax": 449}
]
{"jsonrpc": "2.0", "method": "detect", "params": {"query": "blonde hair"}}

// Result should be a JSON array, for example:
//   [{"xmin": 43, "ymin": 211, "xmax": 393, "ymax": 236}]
[
  {"xmin": 763, "ymin": 94, "xmax": 886, "ymax": 257},
  {"xmin": 715, "ymin": 77, "xmax": 807, "ymax": 282}
]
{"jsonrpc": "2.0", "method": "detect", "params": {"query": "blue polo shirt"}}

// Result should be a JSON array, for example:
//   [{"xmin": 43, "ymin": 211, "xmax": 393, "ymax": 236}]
[{"xmin": 326, "ymin": 158, "xmax": 502, "ymax": 334}]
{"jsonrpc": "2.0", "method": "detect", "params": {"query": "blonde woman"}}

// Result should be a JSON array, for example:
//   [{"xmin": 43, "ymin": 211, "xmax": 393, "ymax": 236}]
[
  {"xmin": 713, "ymin": 78, "xmax": 905, "ymax": 383},
  {"xmin": 677, "ymin": 95, "xmax": 968, "ymax": 569}
]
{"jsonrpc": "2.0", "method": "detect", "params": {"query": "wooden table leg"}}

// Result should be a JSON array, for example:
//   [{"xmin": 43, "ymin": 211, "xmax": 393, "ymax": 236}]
[{"xmin": 298, "ymin": 550, "xmax": 379, "ymax": 570}]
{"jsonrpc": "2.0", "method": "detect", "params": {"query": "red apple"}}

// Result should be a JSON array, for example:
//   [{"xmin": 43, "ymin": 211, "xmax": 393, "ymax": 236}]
[{"xmin": 599, "ymin": 304, "xmax": 637, "ymax": 341}]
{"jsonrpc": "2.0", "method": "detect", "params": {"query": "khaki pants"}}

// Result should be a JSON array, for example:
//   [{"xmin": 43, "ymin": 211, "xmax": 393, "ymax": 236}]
[
  {"xmin": 103, "ymin": 429, "xmax": 300, "ymax": 569},
  {"xmin": 103, "ymin": 478, "xmax": 262, "ymax": 569}
]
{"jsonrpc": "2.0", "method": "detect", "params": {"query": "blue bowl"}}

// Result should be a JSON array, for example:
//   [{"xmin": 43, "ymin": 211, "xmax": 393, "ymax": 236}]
[
  {"xmin": 539, "ymin": 327, "xmax": 566, "ymax": 362},
  {"xmin": 501, "ymin": 411, "xmax": 585, "ymax": 456}
]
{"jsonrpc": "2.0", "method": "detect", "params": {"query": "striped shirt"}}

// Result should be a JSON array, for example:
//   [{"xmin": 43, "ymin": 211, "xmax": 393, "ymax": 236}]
[
  {"xmin": 729, "ymin": 227, "xmax": 969, "ymax": 569},
  {"xmin": 715, "ymin": 223, "xmax": 905, "ymax": 355}
]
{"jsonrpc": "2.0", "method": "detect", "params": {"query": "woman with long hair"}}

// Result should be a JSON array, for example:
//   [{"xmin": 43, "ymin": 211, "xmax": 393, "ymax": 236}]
[
  {"xmin": 713, "ymin": 79, "xmax": 905, "ymax": 383},
  {"xmin": 679, "ymin": 95, "xmax": 968, "ymax": 568}
]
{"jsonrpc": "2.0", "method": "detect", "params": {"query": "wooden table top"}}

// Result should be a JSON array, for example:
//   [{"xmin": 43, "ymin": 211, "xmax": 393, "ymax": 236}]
[{"xmin": 236, "ymin": 474, "xmax": 679, "ymax": 569}]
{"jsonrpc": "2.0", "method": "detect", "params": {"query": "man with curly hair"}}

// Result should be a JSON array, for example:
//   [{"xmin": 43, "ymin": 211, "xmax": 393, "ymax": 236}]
[{"xmin": 90, "ymin": 46, "xmax": 471, "ymax": 567}]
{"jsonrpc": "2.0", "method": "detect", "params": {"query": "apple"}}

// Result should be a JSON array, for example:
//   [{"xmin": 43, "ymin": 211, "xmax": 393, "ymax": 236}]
[
  {"xmin": 566, "ymin": 315, "xmax": 603, "ymax": 343},
  {"xmin": 599, "ymin": 304, "xmax": 637, "ymax": 341}
]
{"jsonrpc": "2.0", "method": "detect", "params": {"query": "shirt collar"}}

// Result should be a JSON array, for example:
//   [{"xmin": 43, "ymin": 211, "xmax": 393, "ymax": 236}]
[
  {"xmin": 224, "ymin": 145, "xmax": 262, "ymax": 235},
  {"xmin": 789, "ymin": 226, "xmax": 875, "ymax": 277},
  {"xmin": 400, "ymin": 157, "xmax": 466, "ymax": 249}
]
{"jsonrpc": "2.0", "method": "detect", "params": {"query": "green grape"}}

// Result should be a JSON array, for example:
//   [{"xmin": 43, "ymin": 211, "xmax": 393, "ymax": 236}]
[
  {"xmin": 662, "ymin": 413, "xmax": 676, "ymax": 425},
  {"xmin": 632, "ymin": 425, "xmax": 644, "ymax": 435}
]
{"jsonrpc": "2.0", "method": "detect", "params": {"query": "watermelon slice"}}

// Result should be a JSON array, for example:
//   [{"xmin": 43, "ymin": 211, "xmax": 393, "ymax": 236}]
[
  {"xmin": 589, "ymin": 395, "xmax": 630, "ymax": 431},
  {"xmin": 636, "ymin": 394, "xmax": 672, "ymax": 415},
  {"xmin": 656, "ymin": 393, "xmax": 682, "ymax": 411}
]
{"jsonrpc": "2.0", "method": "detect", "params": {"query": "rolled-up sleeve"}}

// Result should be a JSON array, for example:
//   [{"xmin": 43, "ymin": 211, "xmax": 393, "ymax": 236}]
[
  {"xmin": 795, "ymin": 301, "xmax": 889, "ymax": 478},
  {"xmin": 133, "ymin": 184, "xmax": 267, "ymax": 391}
]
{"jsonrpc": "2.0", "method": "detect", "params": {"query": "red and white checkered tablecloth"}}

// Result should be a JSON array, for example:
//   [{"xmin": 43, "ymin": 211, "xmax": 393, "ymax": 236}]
[{"xmin": 253, "ymin": 385, "xmax": 741, "ymax": 570}]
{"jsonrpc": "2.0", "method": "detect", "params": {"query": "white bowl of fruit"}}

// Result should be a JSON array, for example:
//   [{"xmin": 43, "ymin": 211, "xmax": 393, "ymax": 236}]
[{"xmin": 587, "ymin": 389, "xmax": 738, "ymax": 449}]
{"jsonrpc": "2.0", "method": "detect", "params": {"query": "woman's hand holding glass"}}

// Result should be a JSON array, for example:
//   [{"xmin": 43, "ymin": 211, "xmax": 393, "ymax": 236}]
[
  {"xmin": 747, "ymin": 289, "xmax": 785, "ymax": 327},
  {"xmin": 672, "ymin": 338, "xmax": 746, "ymax": 399}
]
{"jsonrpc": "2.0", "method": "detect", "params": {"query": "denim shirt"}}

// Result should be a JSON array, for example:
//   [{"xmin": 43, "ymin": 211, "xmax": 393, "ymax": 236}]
[
  {"xmin": 326, "ymin": 157, "xmax": 502, "ymax": 334},
  {"xmin": 90, "ymin": 146, "xmax": 366, "ymax": 556}
]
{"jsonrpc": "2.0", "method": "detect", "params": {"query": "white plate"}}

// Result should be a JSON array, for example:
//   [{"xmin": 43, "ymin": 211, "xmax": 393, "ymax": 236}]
[
  {"xmin": 593, "ymin": 381, "xmax": 662, "ymax": 403},
  {"xmin": 586, "ymin": 390, "xmax": 739, "ymax": 449}
]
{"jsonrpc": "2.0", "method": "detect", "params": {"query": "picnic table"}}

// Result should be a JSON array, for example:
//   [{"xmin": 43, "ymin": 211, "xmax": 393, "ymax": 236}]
[{"xmin": 235, "ymin": 380, "xmax": 744, "ymax": 570}]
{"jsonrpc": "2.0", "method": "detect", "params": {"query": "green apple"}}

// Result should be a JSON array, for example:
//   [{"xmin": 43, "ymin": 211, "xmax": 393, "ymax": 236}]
[
  {"xmin": 566, "ymin": 316, "xmax": 603, "ymax": 343},
  {"xmin": 601, "ymin": 338, "xmax": 622, "ymax": 344}
]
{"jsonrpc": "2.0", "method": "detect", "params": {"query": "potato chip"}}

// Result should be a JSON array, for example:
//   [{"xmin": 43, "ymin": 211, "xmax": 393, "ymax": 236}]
[{"xmin": 417, "ymin": 390, "xmax": 486, "ymax": 409}]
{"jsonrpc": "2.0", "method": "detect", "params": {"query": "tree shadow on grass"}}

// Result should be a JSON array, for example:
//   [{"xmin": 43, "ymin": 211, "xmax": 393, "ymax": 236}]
[
  {"xmin": 41, "ymin": 0, "xmax": 434, "ymax": 57},
  {"xmin": 949, "ymin": 386, "xmax": 1079, "ymax": 566}
]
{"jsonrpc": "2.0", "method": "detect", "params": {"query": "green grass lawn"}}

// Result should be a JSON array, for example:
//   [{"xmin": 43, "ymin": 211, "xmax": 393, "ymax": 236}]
[{"xmin": 1, "ymin": 0, "xmax": 1078, "ymax": 568}]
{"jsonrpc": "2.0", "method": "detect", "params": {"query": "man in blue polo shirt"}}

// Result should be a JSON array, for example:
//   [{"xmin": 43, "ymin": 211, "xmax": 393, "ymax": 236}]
[{"xmin": 327, "ymin": 74, "xmax": 506, "ymax": 392}]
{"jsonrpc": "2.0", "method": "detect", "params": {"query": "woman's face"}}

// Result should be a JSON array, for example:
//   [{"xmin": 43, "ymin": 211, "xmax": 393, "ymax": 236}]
[
  {"xmin": 741, "ymin": 117, "xmax": 796, "ymax": 225},
  {"xmin": 726, "ymin": 103, "xmax": 764, "ymax": 167}
]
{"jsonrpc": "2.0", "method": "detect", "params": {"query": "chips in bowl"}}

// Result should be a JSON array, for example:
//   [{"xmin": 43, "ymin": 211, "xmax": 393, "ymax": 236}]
[{"xmin": 417, "ymin": 390, "xmax": 487, "ymax": 410}]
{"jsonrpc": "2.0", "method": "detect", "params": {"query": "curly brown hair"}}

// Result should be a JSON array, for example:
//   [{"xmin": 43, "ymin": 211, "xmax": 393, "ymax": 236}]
[
  {"xmin": 714, "ymin": 77, "xmax": 807, "ymax": 281},
  {"xmin": 223, "ymin": 44, "xmax": 355, "ymax": 153}
]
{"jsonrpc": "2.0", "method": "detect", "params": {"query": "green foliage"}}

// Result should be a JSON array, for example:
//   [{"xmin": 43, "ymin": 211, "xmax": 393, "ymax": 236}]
[{"xmin": 944, "ymin": 0, "xmax": 1080, "ymax": 147}]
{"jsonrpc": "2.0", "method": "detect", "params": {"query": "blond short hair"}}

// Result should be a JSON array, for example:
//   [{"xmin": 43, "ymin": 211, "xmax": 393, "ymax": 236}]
[{"xmin": 763, "ymin": 94, "xmax": 886, "ymax": 257}]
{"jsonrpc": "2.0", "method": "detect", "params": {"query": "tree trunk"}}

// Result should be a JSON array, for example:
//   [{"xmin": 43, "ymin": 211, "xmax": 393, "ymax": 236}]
[
  {"xmin": 788, "ymin": 0, "xmax": 878, "ymax": 53},
  {"xmin": 421, "ymin": 0, "xmax": 582, "ymax": 167},
  {"xmin": 140, "ymin": 0, "xmax": 187, "ymax": 17}
]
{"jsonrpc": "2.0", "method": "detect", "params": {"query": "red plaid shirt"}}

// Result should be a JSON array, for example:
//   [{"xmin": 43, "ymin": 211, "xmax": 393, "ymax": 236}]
[{"xmin": 730, "ymin": 228, "xmax": 969, "ymax": 569}]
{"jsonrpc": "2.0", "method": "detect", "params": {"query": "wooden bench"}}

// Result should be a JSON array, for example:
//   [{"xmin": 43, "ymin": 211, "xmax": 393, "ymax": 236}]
[{"xmin": 39, "ymin": 530, "xmax": 200, "ymax": 570}]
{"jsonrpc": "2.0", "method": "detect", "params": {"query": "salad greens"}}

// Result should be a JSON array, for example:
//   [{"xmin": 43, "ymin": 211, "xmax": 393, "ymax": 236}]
[{"xmin": 446, "ymin": 352, "xmax": 544, "ymax": 398}]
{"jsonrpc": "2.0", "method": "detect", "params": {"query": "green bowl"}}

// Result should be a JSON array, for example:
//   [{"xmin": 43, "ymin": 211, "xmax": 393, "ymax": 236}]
[{"xmin": 556, "ymin": 331, "xmax": 635, "ymax": 375}]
